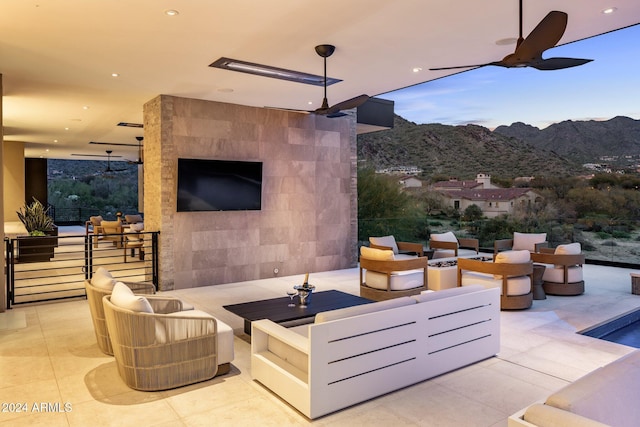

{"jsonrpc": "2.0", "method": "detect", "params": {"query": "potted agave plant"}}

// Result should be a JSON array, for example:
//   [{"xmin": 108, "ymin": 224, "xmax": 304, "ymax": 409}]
[{"xmin": 16, "ymin": 198, "xmax": 58, "ymax": 262}]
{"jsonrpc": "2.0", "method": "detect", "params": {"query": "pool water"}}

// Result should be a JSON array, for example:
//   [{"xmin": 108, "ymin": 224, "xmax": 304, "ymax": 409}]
[{"xmin": 581, "ymin": 309, "xmax": 640, "ymax": 348}]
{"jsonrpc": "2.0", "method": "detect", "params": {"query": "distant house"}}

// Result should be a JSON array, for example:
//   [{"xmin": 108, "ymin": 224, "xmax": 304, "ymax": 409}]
[
  {"xmin": 432, "ymin": 173, "xmax": 541, "ymax": 218},
  {"xmin": 399, "ymin": 176, "xmax": 423, "ymax": 188}
]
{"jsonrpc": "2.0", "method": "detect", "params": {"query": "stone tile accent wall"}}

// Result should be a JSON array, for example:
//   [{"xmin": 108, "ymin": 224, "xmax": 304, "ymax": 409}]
[{"xmin": 143, "ymin": 95, "xmax": 358, "ymax": 289}]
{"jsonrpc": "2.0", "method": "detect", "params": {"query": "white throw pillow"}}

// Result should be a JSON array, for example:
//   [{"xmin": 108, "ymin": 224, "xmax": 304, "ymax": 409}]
[
  {"xmin": 513, "ymin": 232, "xmax": 547, "ymax": 251},
  {"xmin": 555, "ymin": 242, "xmax": 581, "ymax": 255},
  {"xmin": 110, "ymin": 282, "xmax": 153, "ymax": 313},
  {"xmin": 360, "ymin": 246, "xmax": 395, "ymax": 261},
  {"xmin": 495, "ymin": 250, "xmax": 531, "ymax": 264},
  {"xmin": 369, "ymin": 235, "xmax": 399, "ymax": 254},
  {"xmin": 430, "ymin": 231, "xmax": 458, "ymax": 244},
  {"xmin": 91, "ymin": 267, "xmax": 115, "ymax": 290},
  {"xmin": 129, "ymin": 222, "xmax": 144, "ymax": 232}
]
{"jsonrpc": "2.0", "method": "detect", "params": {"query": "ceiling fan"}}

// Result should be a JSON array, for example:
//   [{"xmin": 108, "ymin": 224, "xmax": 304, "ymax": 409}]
[
  {"xmin": 430, "ymin": 0, "xmax": 593, "ymax": 71},
  {"xmin": 126, "ymin": 136, "xmax": 144, "ymax": 165},
  {"xmin": 104, "ymin": 150, "xmax": 128, "ymax": 173},
  {"xmin": 276, "ymin": 44, "xmax": 370, "ymax": 118}
]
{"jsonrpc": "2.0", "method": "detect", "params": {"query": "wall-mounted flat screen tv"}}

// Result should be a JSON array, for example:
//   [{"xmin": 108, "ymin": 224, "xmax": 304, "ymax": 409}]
[{"xmin": 176, "ymin": 158, "xmax": 263, "ymax": 212}]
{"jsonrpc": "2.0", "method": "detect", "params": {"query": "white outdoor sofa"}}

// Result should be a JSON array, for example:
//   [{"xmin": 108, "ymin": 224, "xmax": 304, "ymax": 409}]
[
  {"xmin": 508, "ymin": 350, "xmax": 640, "ymax": 427},
  {"xmin": 251, "ymin": 285, "xmax": 500, "ymax": 419}
]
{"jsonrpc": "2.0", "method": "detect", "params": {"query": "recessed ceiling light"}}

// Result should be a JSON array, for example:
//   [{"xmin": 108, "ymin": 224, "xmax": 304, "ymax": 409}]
[
  {"xmin": 412, "ymin": 67, "xmax": 423, "ymax": 73},
  {"xmin": 53, "ymin": 139, "xmax": 58, "ymax": 143},
  {"xmin": 165, "ymin": 9, "xmax": 179, "ymax": 16},
  {"xmin": 64, "ymin": 127, "xmax": 69, "ymax": 130},
  {"xmin": 602, "ymin": 7, "xmax": 617, "ymax": 14},
  {"xmin": 111, "ymin": 73, "xmax": 120, "ymax": 77},
  {"xmin": 83, "ymin": 106, "xmax": 90, "ymax": 110}
]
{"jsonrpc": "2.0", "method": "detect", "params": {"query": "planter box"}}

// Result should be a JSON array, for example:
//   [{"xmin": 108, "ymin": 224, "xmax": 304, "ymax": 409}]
[{"xmin": 17, "ymin": 235, "xmax": 56, "ymax": 263}]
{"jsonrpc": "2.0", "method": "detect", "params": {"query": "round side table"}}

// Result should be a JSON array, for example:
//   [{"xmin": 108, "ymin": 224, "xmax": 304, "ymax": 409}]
[{"xmin": 532, "ymin": 264, "xmax": 546, "ymax": 300}]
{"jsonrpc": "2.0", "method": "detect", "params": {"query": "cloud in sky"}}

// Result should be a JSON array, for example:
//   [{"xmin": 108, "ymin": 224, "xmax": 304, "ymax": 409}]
[{"xmin": 382, "ymin": 24, "xmax": 640, "ymax": 129}]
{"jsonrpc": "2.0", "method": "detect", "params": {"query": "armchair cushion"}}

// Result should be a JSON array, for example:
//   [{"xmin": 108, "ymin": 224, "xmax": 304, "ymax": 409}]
[
  {"xmin": 513, "ymin": 232, "xmax": 547, "ymax": 252},
  {"xmin": 128, "ymin": 222, "xmax": 144, "ymax": 232},
  {"xmin": 495, "ymin": 250, "xmax": 531, "ymax": 264},
  {"xmin": 555, "ymin": 242, "xmax": 581, "ymax": 255},
  {"xmin": 125, "ymin": 214, "xmax": 143, "ymax": 224},
  {"xmin": 543, "ymin": 266, "xmax": 584, "ymax": 284},
  {"xmin": 91, "ymin": 266, "xmax": 116, "ymax": 290},
  {"xmin": 461, "ymin": 273, "xmax": 531, "ymax": 296},
  {"xmin": 110, "ymin": 282, "xmax": 153, "ymax": 313},
  {"xmin": 366, "ymin": 269, "xmax": 426, "ymax": 291},
  {"xmin": 430, "ymin": 231, "xmax": 458, "ymax": 244},
  {"xmin": 369, "ymin": 235, "xmax": 399, "ymax": 254},
  {"xmin": 90, "ymin": 215, "xmax": 103, "ymax": 226},
  {"xmin": 360, "ymin": 246, "xmax": 394, "ymax": 261}
]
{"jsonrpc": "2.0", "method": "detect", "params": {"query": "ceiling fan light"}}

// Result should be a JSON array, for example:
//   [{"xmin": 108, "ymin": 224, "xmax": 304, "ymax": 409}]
[{"xmin": 210, "ymin": 57, "xmax": 341, "ymax": 86}]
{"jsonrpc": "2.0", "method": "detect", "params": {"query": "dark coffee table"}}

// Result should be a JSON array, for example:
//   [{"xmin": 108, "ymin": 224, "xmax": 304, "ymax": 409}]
[{"xmin": 223, "ymin": 289, "xmax": 373, "ymax": 335}]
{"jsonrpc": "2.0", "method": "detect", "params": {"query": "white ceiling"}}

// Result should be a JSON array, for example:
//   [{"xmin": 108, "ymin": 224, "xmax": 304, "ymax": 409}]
[{"xmin": 2, "ymin": 0, "xmax": 639, "ymax": 160}]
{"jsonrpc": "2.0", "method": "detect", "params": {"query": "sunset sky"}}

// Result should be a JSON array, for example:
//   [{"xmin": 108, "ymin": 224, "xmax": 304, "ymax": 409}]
[{"xmin": 382, "ymin": 24, "xmax": 640, "ymax": 130}]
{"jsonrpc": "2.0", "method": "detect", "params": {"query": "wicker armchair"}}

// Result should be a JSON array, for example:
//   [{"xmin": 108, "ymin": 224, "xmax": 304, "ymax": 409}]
[
  {"xmin": 458, "ymin": 252, "xmax": 533, "ymax": 310},
  {"xmin": 103, "ymin": 294, "xmax": 222, "ymax": 391},
  {"xmin": 85, "ymin": 279, "xmax": 156, "ymax": 355}
]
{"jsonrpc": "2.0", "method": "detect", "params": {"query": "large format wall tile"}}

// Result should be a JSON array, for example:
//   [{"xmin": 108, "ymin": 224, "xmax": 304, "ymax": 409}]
[{"xmin": 144, "ymin": 96, "xmax": 357, "ymax": 289}]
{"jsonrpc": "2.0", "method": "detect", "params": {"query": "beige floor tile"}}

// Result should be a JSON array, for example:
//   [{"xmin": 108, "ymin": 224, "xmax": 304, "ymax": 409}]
[{"xmin": 2, "ymin": 260, "xmax": 640, "ymax": 426}]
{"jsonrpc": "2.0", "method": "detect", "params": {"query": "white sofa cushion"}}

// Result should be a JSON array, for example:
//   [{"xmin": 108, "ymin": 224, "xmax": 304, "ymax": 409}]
[
  {"xmin": 543, "ymin": 265, "xmax": 584, "ymax": 284},
  {"xmin": 91, "ymin": 267, "xmax": 115, "ymax": 290},
  {"xmin": 155, "ymin": 310, "xmax": 234, "ymax": 364},
  {"xmin": 513, "ymin": 232, "xmax": 547, "ymax": 251},
  {"xmin": 315, "ymin": 296, "xmax": 415, "ymax": 324},
  {"xmin": 543, "ymin": 351, "xmax": 640, "ymax": 427},
  {"xmin": 110, "ymin": 282, "xmax": 153, "ymax": 313},
  {"xmin": 523, "ymin": 403, "xmax": 609, "ymax": 427},
  {"xmin": 461, "ymin": 272, "xmax": 531, "ymax": 296},
  {"xmin": 365, "ymin": 269, "xmax": 425, "ymax": 291},
  {"xmin": 360, "ymin": 246, "xmax": 394, "ymax": 261},
  {"xmin": 369, "ymin": 235, "xmax": 399, "ymax": 254}
]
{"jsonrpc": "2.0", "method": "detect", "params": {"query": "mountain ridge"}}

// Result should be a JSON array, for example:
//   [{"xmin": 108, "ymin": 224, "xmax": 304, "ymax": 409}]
[{"xmin": 357, "ymin": 115, "xmax": 640, "ymax": 179}]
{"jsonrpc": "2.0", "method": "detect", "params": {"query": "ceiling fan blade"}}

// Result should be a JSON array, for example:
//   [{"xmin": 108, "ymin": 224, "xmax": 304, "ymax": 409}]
[
  {"xmin": 264, "ymin": 106, "xmax": 311, "ymax": 115},
  {"xmin": 513, "ymin": 11, "xmax": 567, "ymax": 61},
  {"xmin": 529, "ymin": 57, "xmax": 593, "ymax": 70},
  {"xmin": 429, "ymin": 63, "xmax": 495, "ymax": 71},
  {"xmin": 325, "ymin": 94, "xmax": 370, "ymax": 115}
]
